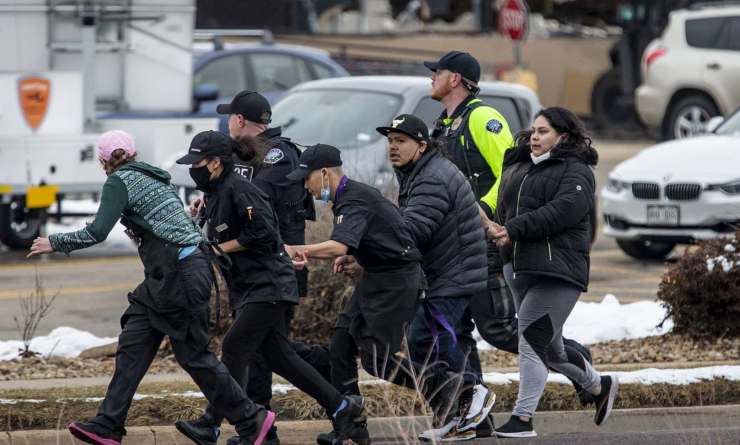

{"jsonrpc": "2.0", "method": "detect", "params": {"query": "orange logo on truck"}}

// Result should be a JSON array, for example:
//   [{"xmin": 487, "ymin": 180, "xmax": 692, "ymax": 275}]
[{"xmin": 18, "ymin": 76, "xmax": 51, "ymax": 131}]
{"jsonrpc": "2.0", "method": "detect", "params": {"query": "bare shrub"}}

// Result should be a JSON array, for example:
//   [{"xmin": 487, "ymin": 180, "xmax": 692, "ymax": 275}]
[{"xmin": 13, "ymin": 268, "xmax": 58, "ymax": 359}]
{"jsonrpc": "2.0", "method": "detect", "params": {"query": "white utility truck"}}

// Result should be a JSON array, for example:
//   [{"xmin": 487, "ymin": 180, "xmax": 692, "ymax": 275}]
[{"xmin": 0, "ymin": 0, "xmax": 217, "ymax": 249}]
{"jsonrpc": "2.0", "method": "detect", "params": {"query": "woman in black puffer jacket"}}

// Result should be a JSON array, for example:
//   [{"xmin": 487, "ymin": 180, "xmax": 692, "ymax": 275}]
[{"xmin": 489, "ymin": 107, "xmax": 619, "ymax": 438}]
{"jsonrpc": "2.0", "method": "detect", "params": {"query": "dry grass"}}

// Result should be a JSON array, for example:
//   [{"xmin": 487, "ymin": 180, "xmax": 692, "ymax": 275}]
[{"xmin": 2, "ymin": 378, "xmax": 740, "ymax": 430}]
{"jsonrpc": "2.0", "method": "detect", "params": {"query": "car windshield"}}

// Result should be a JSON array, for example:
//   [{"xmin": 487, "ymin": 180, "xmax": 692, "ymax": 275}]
[
  {"xmin": 716, "ymin": 111, "xmax": 740, "ymax": 136},
  {"xmin": 272, "ymin": 89, "xmax": 402, "ymax": 149}
]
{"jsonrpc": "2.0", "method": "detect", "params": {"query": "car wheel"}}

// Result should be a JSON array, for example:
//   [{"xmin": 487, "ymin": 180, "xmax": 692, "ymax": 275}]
[
  {"xmin": 0, "ymin": 200, "xmax": 43, "ymax": 250},
  {"xmin": 591, "ymin": 68, "xmax": 641, "ymax": 131},
  {"xmin": 616, "ymin": 239, "xmax": 675, "ymax": 261},
  {"xmin": 663, "ymin": 95, "xmax": 719, "ymax": 140}
]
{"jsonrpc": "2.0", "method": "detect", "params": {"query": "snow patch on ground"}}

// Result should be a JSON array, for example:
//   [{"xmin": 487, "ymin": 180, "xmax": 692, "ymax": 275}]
[
  {"xmin": 481, "ymin": 365, "xmax": 740, "ymax": 386},
  {"xmin": 0, "ymin": 327, "xmax": 116, "ymax": 361},
  {"xmin": 475, "ymin": 294, "xmax": 672, "ymax": 350}
]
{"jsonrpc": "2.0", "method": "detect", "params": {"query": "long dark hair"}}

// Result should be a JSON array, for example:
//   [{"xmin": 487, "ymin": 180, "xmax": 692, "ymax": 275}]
[
  {"xmin": 232, "ymin": 134, "xmax": 269, "ymax": 168},
  {"xmin": 514, "ymin": 107, "xmax": 598, "ymax": 164}
]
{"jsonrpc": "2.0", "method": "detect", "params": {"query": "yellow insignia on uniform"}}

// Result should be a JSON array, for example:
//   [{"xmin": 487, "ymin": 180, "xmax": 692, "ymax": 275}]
[
  {"xmin": 450, "ymin": 116, "xmax": 463, "ymax": 131},
  {"xmin": 391, "ymin": 117, "xmax": 405, "ymax": 128}
]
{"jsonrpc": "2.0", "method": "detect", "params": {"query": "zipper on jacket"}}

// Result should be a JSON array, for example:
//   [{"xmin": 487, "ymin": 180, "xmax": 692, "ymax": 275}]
[
  {"xmin": 512, "ymin": 173, "xmax": 529, "ymax": 277},
  {"xmin": 546, "ymin": 237, "xmax": 552, "ymax": 261}
]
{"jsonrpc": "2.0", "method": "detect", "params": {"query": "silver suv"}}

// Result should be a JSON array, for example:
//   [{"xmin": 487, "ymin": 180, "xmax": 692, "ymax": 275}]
[
  {"xmin": 636, "ymin": 5, "xmax": 740, "ymax": 140},
  {"xmin": 271, "ymin": 76, "xmax": 540, "ymax": 190}
]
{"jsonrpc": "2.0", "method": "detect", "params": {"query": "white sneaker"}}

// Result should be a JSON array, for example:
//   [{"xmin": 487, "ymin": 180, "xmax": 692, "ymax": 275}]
[
  {"xmin": 418, "ymin": 417, "xmax": 476, "ymax": 442},
  {"xmin": 457, "ymin": 384, "xmax": 497, "ymax": 432}
]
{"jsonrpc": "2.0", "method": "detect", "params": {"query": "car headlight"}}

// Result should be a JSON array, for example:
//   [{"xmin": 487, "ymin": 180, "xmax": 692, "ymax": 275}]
[
  {"xmin": 714, "ymin": 179, "xmax": 740, "ymax": 194},
  {"xmin": 606, "ymin": 178, "xmax": 630, "ymax": 193}
]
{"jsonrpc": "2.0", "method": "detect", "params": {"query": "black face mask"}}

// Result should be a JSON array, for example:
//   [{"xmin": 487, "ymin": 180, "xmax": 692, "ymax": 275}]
[{"xmin": 189, "ymin": 164, "xmax": 213, "ymax": 191}]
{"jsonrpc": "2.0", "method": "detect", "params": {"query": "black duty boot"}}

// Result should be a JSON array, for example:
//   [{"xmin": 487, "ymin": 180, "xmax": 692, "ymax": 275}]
[
  {"xmin": 316, "ymin": 421, "xmax": 371, "ymax": 445},
  {"xmin": 175, "ymin": 413, "xmax": 220, "ymax": 445}
]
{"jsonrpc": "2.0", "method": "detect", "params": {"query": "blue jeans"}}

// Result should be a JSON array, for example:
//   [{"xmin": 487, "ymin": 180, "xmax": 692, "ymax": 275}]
[{"xmin": 407, "ymin": 297, "xmax": 475, "ymax": 385}]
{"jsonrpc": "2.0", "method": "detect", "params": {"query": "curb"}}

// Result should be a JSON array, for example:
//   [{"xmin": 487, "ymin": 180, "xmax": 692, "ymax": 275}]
[{"xmin": 4, "ymin": 405, "xmax": 739, "ymax": 445}]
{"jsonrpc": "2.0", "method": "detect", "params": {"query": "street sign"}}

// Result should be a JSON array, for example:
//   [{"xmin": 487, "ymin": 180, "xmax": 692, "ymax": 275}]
[{"xmin": 499, "ymin": 0, "xmax": 529, "ymax": 42}]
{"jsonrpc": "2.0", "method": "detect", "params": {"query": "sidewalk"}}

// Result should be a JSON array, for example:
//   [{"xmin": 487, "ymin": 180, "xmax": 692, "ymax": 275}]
[{"xmin": 4, "ymin": 405, "xmax": 739, "ymax": 445}]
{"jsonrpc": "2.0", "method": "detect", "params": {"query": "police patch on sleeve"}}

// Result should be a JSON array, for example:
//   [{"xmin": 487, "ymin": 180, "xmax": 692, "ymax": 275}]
[
  {"xmin": 486, "ymin": 119, "xmax": 504, "ymax": 134},
  {"xmin": 263, "ymin": 147, "xmax": 285, "ymax": 165}
]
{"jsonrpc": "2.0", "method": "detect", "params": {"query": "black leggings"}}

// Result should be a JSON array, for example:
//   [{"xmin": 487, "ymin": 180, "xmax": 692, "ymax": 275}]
[{"xmin": 207, "ymin": 302, "xmax": 343, "ymax": 422}]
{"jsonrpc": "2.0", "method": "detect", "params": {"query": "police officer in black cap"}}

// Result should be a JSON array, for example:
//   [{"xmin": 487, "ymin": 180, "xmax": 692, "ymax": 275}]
[
  {"xmin": 174, "ymin": 131, "xmax": 363, "ymax": 445},
  {"xmin": 215, "ymin": 90, "xmax": 318, "ymax": 443},
  {"xmin": 285, "ymin": 145, "xmax": 466, "ymax": 445}
]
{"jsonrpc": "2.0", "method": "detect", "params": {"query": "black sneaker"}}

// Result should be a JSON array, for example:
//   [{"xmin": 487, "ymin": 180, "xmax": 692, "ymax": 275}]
[
  {"xmin": 594, "ymin": 375, "xmax": 619, "ymax": 426},
  {"xmin": 494, "ymin": 416, "xmax": 537, "ymax": 438},
  {"xmin": 475, "ymin": 414, "xmax": 495, "ymax": 438},
  {"xmin": 316, "ymin": 422, "xmax": 371, "ymax": 445},
  {"xmin": 67, "ymin": 421, "xmax": 122, "ymax": 445},
  {"xmin": 332, "ymin": 395, "xmax": 366, "ymax": 443},
  {"xmin": 175, "ymin": 415, "xmax": 220, "ymax": 445},
  {"xmin": 228, "ymin": 426, "xmax": 280, "ymax": 445}
]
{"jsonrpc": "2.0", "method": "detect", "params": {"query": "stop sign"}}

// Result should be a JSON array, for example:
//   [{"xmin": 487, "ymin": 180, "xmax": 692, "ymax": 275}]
[{"xmin": 499, "ymin": 0, "xmax": 529, "ymax": 41}]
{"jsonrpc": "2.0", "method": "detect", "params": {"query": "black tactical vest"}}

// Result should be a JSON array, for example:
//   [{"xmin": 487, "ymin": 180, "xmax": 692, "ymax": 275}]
[{"xmin": 431, "ymin": 100, "xmax": 495, "ymax": 201}]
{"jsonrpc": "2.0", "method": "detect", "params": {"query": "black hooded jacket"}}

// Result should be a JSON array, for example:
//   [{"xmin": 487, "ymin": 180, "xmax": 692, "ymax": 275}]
[{"xmin": 495, "ymin": 144, "xmax": 598, "ymax": 291}]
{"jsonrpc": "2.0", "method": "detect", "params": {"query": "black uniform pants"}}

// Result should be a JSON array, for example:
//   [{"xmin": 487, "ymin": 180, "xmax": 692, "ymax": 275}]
[
  {"xmin": 330, "ymin": 266, "xmax": 460, "ymax": 416},
  {"xmin": 90, "ymin": 254, "xmax": 259, "ymax": 436},
  {"xmin": 329, "ymin": 326, "xmax": 460, "ymax": 418},
  {"xmin": 246, "ymin": 268, "xmax": 310, "ymax": 408},
  {"xmin": 207, "ymin": 301, "xmax": 343, "ymax": 424}
]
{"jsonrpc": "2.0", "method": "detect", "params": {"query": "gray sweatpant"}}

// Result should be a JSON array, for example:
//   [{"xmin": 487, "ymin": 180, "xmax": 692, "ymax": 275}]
[{"xmin": 503, "ymin": 263, "xmax": 601, "ymax": 418}]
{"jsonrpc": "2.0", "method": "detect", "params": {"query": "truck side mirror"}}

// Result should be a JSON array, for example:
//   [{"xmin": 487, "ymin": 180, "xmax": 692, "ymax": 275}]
[{"xmin": 193, "ymin": 84, "xmax": 219, "ymax": 103}]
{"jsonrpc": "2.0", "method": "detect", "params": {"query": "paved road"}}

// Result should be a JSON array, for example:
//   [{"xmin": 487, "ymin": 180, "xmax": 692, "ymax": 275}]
[
  {"xmin": 6, "ymin": 406, "xmax": 740, "ymax": 445},
  {"xmin": 0, "ymin": 139, "xmax": 673, "ymax": 340}
]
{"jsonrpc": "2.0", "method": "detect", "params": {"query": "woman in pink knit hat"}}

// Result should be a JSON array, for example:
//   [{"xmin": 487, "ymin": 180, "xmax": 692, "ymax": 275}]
[{"xmin": 27, "ymin": 130, "xmax": 274, "ymax": 445}]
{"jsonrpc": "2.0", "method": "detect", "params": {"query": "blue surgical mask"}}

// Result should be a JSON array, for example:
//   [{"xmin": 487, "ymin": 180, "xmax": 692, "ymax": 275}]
[{"xmin": 320, "ymin": 174, "xmax": 331, "ymax": 202}]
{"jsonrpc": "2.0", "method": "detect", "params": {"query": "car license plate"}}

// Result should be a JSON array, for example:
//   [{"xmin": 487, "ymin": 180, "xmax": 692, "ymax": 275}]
[{"xmin": 647, "ymin": 205, "xmax": 680, "ymax": 225}]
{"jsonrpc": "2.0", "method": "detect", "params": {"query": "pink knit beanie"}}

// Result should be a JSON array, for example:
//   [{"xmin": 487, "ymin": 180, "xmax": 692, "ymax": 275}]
[{"xmin": 97, "ymin": 130, "xmax": 136, "ymax": 161}]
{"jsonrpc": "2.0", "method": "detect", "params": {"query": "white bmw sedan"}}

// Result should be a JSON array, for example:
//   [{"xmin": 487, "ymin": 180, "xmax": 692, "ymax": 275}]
[{"xmin": 601, "ymin": 109, "xmax": 740, "ymax": 260}]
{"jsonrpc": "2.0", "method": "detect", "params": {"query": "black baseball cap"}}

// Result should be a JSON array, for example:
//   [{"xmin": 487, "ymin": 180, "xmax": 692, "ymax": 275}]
[
  {"xmin": 216, "ymin": 90, "xmax": 272, "ymax": 124},
  {"xmin": 176, "ymin": 130, "xmax": 233, "ymax": 165},
  {"xmin": 376, "ymin": 114, "xmax": 429, "ymax": 143},
  {"xmin": 286, "ymin": 144, "xmax": 343, "ymax": 181},
  {"xmin": 424, "ymin": 50, "xmax": 481, "ymax": 83}
]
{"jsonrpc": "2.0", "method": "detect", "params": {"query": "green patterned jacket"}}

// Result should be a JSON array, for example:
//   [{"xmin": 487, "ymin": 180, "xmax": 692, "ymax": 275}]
[{"xmin": 50, "ymin": 162, "xmax": 202, "ymax": 254}]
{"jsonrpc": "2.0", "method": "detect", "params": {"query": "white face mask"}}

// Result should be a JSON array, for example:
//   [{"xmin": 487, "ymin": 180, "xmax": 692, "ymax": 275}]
[{"xmin": 530, "ymin": 151, "xmax": 552, "ymax": 165}]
